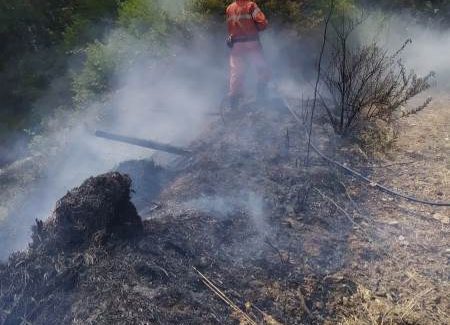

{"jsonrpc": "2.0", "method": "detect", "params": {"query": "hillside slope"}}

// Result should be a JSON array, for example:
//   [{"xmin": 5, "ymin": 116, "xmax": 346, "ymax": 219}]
[{"xmin": 0, "ymin": 97, "xmax": 448, "ymax": 324}]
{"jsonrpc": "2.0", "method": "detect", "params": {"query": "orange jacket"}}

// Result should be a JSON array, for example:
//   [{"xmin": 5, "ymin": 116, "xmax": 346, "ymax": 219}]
[{"xmin": 226, "ymin": 0, "xmax": 268, "ymax": 39}]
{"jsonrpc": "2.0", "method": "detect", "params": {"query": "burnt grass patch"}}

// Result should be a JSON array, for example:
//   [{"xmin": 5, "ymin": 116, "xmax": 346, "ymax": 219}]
[
  {"xmin": 0, "ymin": 103, "xmax": 358, "ymax": 324},
  {"xmin": 2, "ymin": 100, "xmax": 444, "ymax": 324}
]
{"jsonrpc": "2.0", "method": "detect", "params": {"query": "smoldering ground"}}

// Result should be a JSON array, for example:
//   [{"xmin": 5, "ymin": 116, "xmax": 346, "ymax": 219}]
[
  {"xmin": 183, "ymin": 191, "xmax": 270, "ymax": 237},
  {"xmin": 0, "ymin": 2, "xmax": 308, "ymax": 259},
  {"xmin": 0, "ymin": 6, "xmax": 449, "ymax": 324},
  {"xmin": 0, "ymin": 42, "xmax": 225, "ymax": 259},
  {"xmin": 1, "ymin": 3, "xmax": 450, "ymax": 261}
]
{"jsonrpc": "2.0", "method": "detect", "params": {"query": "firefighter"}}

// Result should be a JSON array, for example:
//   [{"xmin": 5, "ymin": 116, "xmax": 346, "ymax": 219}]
[{"xmin": 226, "ymin": 0, "xmax": 270, "ymax": 109}]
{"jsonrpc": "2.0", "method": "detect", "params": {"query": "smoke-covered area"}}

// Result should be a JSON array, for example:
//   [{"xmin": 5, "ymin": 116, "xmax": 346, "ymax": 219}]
[
  {"xmin": 358, "ymin": 11, "xmax": 450, "ymax": 91},
  {"xmin": 1, "ymin": 3, "xmax": 449, "ymax": 324},
  {"xmin": 183, "ymin": 191, "xmax": 270, "ymax": 237},
  {"xmin": 1, "ymin": 2, "xmax": 449, "ymax": 261},
  {"xmin": 0, "ymin": 3, "xmax": 302, "ymax": 259},
  {"xmin": 0, "ymin": 22, "xmax": 227, "ymax": 259}
]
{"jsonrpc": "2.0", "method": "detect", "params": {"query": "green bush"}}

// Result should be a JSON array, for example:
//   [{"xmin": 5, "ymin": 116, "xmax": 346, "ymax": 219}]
[
  {"xmin": 0, "ymin": 0, "xmax": 126, "ymax": 137},
  {"xmin": 72, "ymin": 0, "xmax": 178, "ymax": 104},
  {"xmin": 190, "ymin": 0, "xmax": 227, "ymax": 16},
  {"xmin": 118, "ymin": 0, "xmax": 170, "ymax": 38},
  {"xmin": 72, "ymin": 40, "xmax": 118, "ymax": 104},
  {"xmin": 62, "ymin": 0, "xmax": 122, "ymax": 48}
]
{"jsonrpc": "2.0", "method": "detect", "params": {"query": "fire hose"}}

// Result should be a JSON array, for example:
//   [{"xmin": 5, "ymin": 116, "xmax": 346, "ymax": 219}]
[{"xmin": 279, "ymin": 96, "xmax": 450, "ymax": 207}]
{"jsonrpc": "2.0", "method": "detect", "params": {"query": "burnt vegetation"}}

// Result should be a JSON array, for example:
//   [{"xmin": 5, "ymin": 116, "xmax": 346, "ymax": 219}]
[
  {"xmin": 1, "ymin": 97, "xmax": 449, "ymax": 324},
  {"xmin": 0, "ymin": 110, "xmax": 361, "ymax": 324}
]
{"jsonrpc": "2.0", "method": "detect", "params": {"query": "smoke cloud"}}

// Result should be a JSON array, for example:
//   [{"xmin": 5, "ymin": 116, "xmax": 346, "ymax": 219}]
[
  {"xmin": 0, "ymin": 15, "xmax": 228, "ymax": 259},
  {"xmin": 357, "ymin": 11, "xmax": 450, "ymax": 91}
]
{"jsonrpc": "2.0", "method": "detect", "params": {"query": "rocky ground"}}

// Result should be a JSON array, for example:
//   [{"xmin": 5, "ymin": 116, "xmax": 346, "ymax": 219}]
[{"xmin": 0, "ymin": 96, "xmax": 448, "ymax": 324}]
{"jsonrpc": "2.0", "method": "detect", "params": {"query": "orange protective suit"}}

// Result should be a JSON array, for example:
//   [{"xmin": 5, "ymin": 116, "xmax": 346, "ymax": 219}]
[{"xmin": 226, "ymin": 0, "xmax": 270, "ymax": 100}]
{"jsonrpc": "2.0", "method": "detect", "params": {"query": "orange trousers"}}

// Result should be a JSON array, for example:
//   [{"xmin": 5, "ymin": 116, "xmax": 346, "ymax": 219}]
[{"xmin": 229, "ymin": 41, "xmax": 271, "ymax": 98}]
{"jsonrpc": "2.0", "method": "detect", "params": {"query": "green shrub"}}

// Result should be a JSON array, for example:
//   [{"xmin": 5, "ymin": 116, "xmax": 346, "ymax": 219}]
[
  {"xmin": 72, "ymin": 0, "xmax": 176, "ymax": 105},
  {"xmin": 61, "ymin": 1, "xmax": 127, "ymax": 49},
  {"xmin": 190, "ymin": 0, "xmax": 227, "ymax": 16},
  {"xmin": 118, "ymin": 0, "xmax": 169, "ymax": 38},
  {"xmin": 72, "ymin": 33, "xmax": 163, "ymax": 104},
  {"xmin": 72, "ymin": 40, "xmax": 118, "ymax": 104}
]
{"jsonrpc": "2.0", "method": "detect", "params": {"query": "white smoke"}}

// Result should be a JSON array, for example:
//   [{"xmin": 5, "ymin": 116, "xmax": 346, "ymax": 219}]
[
  {"xmin": 0, "ymin": 11, "xmax": 228, "ymax": 259},
  {"xmin": 2, "ymin": 3, "xmax": 449, "ymax": 260},
  {"xmin": 357, "ymin": 11, "xmax": 450, "ymax": 91},
  {"xmin": 183, "ymin": 191, "xmax": 270, "ymax": 237}
]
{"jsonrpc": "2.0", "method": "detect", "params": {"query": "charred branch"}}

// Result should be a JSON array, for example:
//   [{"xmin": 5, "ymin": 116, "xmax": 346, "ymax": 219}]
[{"xmin": 95, "ymin": 130, "xmax": 192, "ymax": 156}]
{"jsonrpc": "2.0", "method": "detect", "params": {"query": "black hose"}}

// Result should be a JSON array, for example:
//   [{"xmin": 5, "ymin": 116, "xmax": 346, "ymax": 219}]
[{"xmin": 282, "ymin": 97, "xmax": 450, "ymax": 207}]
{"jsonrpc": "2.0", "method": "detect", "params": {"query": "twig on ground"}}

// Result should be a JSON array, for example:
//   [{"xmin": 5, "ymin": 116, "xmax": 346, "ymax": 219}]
[
  {"xmin": 253, "ymin": 305, "xmax": 285, "ymax": 325},
  {"xmin": 264, "ymin": 238, "xmax": 290, "ymax": 265},
  {"xmin": 314, "ymin": 187, "xmax": 360, "ymax": 229},
  {"xmin": 338, "ymin": 181, "xmax": 363, "ymax": 215},
  {"xmin": 192, "ymin": 267, "xmax": 257, "ymax": 325},
  {"xmin": 263, "ymin": 239, "xmax": 313, "ymax": 320}
]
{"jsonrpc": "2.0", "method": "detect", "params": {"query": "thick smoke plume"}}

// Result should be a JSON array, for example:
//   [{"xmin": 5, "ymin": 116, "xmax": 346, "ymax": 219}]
[{"xmin": 0, "ymin": 2, "xmax": 300, "ymax": 259}]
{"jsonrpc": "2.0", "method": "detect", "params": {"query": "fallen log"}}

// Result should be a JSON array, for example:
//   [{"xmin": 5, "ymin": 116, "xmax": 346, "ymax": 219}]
[{"xmin": 95, "ymin": 130, "xmax": 191, "ymax": 156}]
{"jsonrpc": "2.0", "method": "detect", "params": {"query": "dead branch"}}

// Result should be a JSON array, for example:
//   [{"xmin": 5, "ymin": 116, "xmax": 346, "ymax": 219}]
[
  {"xmin": 306, "ymin": 0, "xmax": 335, "ymax": 166},
  {"xmin": 313, "ymin": 187, "xmax": 360, "ymax": 229},
  {"xmin": 192, "ymin": 267, "xmax": 258, "ymax": 325}
]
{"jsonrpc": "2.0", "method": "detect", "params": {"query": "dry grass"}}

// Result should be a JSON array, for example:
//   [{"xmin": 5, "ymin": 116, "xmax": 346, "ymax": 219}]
[
  {"xmin": 335, "ymin": 93, "xmax": 450, "ymax": 324},
  {"xmin": 338, "ymin": 280, "xmax": 448, "ymax": 325},
  {"xmin": 357, "ymin": 119, "xmax": 398, "ymax": 157}
]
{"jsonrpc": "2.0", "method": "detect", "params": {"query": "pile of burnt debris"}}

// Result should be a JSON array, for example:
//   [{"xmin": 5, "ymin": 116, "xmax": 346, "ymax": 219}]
[
  {"xmin": 0, "ymin": 173, "xmax": 143, "ymax": 324},
  {"xmin": 31, "ymin": 172, "xmax": 143, "ymax": 252}
]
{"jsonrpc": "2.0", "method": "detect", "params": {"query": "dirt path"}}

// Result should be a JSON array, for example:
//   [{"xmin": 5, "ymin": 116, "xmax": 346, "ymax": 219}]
[{"xmin": 336, "ymin": 95, "xmax": 450, "ymax": 324}]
